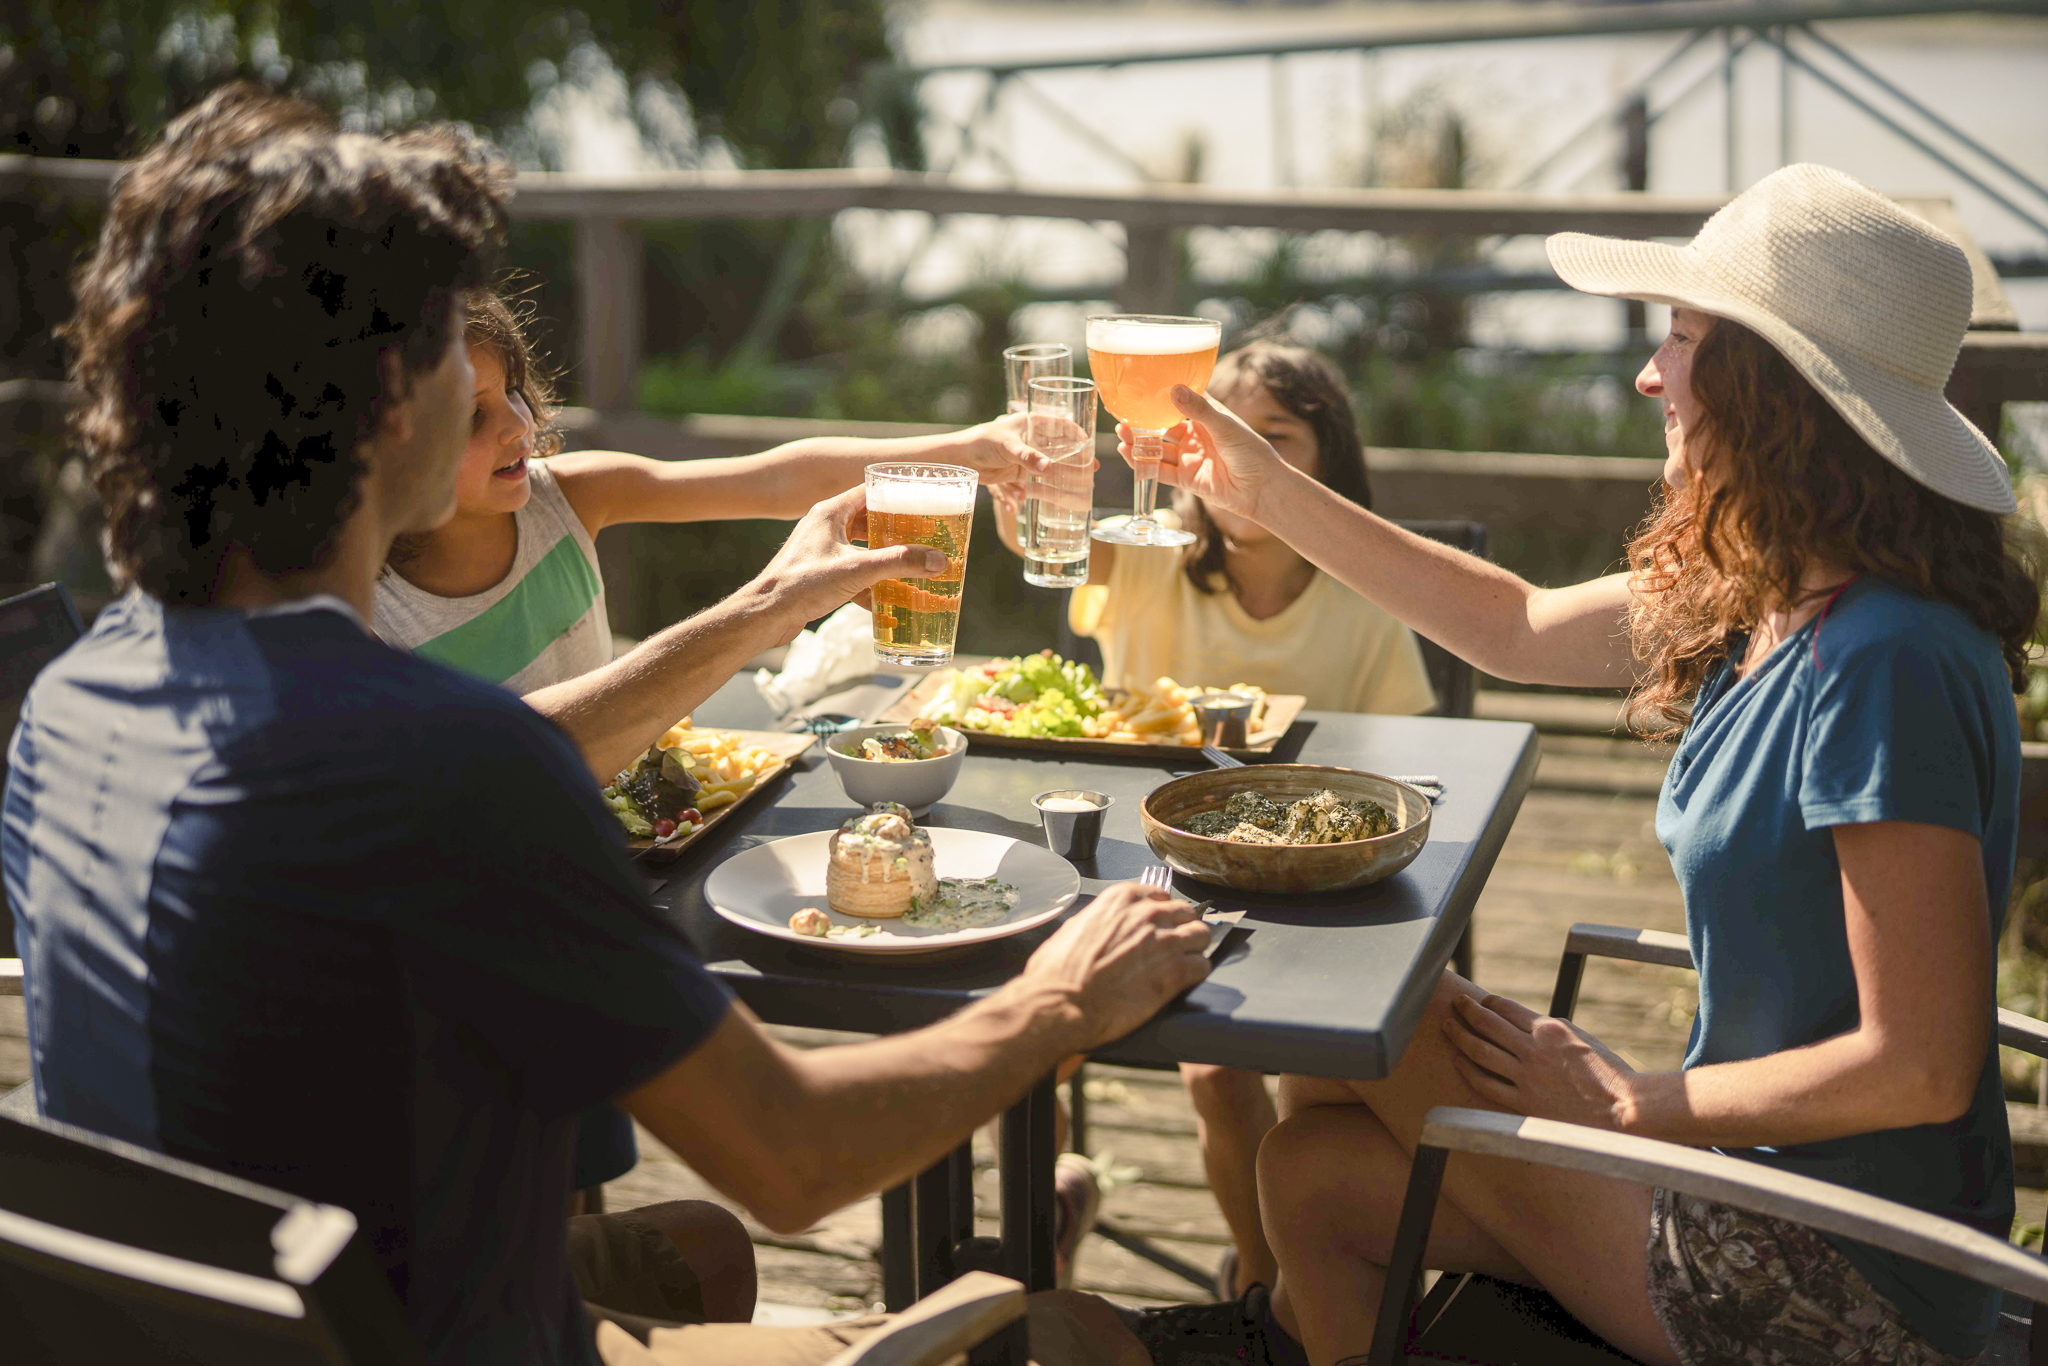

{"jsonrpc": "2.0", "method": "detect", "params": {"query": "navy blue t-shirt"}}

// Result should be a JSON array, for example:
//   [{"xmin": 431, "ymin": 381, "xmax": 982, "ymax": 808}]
[
  {"xmin": 1, "ymin": 592, "xmax": 731, "ymax": 1366},
  {"xmin": 1657, "ymin": 577, "xmax": 2015, "ymax": 1356}
]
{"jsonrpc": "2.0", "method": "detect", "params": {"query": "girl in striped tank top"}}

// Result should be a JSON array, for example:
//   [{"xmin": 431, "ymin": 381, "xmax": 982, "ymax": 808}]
[{"xmin": 377, "ymin": 290, "xmax": 1037, "ymax": 698}]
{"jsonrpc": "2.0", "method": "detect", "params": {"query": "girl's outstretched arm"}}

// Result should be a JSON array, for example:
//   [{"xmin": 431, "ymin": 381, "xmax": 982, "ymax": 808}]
[
  {"xmin": 551, "ymin": 417, "xmax": 1047, "ymax": 536},
  {"xmin": 1145, "ymin": 385, "xmax": 1639, "ymax": 689}
]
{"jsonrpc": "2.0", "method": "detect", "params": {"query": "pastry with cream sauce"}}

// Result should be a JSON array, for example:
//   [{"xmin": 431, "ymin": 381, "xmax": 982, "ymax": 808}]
[{"xmin": 826, "ymin": 802, "xmax": 939, "ymax": 918}]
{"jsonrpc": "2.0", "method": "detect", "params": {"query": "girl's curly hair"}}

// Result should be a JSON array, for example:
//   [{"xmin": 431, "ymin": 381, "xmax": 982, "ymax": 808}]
[
  {"xmin": 64, "ymin": 82, "xmax": 509, "ymax": 603},
  {"xmin": 1625, "ymin": 316, "xmax": 2039, "ymax": 736}
]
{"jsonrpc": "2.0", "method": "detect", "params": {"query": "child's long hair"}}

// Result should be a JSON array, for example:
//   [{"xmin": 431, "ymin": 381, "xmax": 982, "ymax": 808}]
[
  {"xmin": 1625, "ymin": 316, "xmax": 2039, "ymax": 736},
  {"xmin": 386, "ymin": 285, "xmax": 561, "ymax": 569},
  {"xmin": 466, "ymin": 285, "xmax": 563, "ymax": 461},
  {"xmin": 1174, "ymin": 340, "xmax": 1374, "ymax": 595}
]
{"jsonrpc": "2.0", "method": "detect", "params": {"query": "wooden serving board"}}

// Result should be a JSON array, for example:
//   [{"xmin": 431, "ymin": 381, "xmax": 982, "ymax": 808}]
[
  {"xmin": 629, "ymin": 728, "xmax": 817, "ymax": 865},
  {"xmin": 876, "ymin": 674, "xmax": 1306, "ymax": 761}
]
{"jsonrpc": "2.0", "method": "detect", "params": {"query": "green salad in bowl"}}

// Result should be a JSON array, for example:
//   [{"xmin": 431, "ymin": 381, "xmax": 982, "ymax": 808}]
[{"xmin": 825, "ymin": 721, "xmax": 967, "ymax": 817}]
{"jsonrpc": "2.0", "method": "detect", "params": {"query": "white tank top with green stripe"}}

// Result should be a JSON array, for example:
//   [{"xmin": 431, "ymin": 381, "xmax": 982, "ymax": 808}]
[{"xmin": 373, "ymin": 459, "xmax": 612, "ymax": 695}]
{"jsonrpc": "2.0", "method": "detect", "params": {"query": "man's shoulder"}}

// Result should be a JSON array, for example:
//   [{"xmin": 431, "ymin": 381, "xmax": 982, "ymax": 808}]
[
  {"xmin": 267, "ymin": 616, "xmax": 597, "ymax": 794},
  {"xmin": 50, "ymin": 598, "xmax": 577, "ymax": 776}
]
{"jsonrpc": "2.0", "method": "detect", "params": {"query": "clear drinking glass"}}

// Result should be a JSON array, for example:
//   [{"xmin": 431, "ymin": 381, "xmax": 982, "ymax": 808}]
[
  {"xmin": 1021, "ymin": 376, "xmax": 1098, "ymax": 589},
  {"xmin": 1085, "ymin": 314, "xmax": 1221, "ymax": 548},
  {"xmin": 1003, "ymin": 343, "xmax": 1073, "ymax": 580},
  {"xmin": 864, "ymin": 463, "xmax": 977, "ymax": 668}
]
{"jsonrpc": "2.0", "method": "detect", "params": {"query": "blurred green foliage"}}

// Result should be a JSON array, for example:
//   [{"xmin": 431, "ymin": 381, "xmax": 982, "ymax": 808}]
[
  {"xmin": 0, "ymin": 0, "xmax": 909, "ymax": 588},
  {"xmin": 0, "ymin": 1, "xmax": 898, "ymax": 166}
]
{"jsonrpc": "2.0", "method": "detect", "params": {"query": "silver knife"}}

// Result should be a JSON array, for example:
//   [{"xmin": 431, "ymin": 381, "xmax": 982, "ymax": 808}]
[{"xmin": 1202, "ymin": 907, "xmax": 1246, "ymax": 959}]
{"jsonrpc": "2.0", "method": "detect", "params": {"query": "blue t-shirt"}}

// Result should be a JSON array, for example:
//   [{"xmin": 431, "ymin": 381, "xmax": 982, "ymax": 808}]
[
  {"xmin": 1, "ymin": 593, "xmax": 731, "ymax": 1366},
  {"xmin": 1657, "ymin": 577, "xmax": 2016, "ymax": 1357}
]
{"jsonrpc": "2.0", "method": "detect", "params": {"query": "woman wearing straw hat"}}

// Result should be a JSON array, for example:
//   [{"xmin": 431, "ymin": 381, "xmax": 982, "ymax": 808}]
[{"xmin": 1121, "ymin": 164, "xmax": 2031, "ymax": 1366}]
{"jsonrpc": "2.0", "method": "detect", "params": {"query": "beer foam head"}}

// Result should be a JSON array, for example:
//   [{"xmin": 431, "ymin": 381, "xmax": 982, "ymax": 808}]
[
  {"xmin": 1086, "ymin": 318, "xmax": 1219, "ymax": 355},
  {"xmin": 867, "ymin": 477, "xmax": 975, "ymax": 516}
]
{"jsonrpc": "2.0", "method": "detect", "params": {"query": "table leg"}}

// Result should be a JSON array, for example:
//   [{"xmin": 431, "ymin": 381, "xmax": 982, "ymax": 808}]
[
  {"xmin": 948, "ymin": 1139, "xmax": 976, "ymax": 1245},
  {"xmin": 998, "ymin": 1072, "xmax": 1059, "ymax": 1293},
  {"xmin": 880, "ymin": 1182, "xmax": 914, "ymax": 1312},
  {"xmin": 914, "ymin": 1156, "xmax": 956, "ymax": 1299}
]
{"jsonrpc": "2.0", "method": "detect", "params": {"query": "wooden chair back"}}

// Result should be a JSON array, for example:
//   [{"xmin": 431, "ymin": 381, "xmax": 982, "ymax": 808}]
[{"xmin": 0, "ymin": 1109, "xmax": 424, "ymax": 1365}]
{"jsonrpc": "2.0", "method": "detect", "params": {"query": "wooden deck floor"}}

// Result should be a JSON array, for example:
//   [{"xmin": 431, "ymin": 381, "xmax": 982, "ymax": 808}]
[{"xmin": 7, "ymin": 730, "xmax": 2038, "ymax": 1314}]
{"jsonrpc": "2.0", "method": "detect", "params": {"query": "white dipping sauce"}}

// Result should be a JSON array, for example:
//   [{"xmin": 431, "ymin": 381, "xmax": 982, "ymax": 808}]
[{"xmin": 1038, "ymin": 797, "xmax": 1103, "ymax": 812}]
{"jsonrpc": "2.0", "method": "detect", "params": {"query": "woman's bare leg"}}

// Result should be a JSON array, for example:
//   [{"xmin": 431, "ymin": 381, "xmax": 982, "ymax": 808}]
[
  {"xmin": 1263, "ymin": 971, "xmax": 1679, "ymax": 1366},
  {"xmin": 1180, "ymin": 1063, "xmax": 1279, "ymax": 1294},
  {"xmin": 1260, "ymin": 1102, "xmax": 1525, "ymax": 1357}
]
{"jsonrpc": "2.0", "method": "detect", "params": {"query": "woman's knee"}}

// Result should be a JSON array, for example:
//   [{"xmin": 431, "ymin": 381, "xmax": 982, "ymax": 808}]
[
  {"xmin": 1181, "ymin": 1063, "xmax": 1267, "ymax": 1118},
  {"xmin": 1256, "ymin": 1108, "xmax": 1392, "ymax": 1238}
]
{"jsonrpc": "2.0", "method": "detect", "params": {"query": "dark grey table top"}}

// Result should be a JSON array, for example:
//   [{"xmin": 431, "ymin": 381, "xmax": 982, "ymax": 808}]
[{"xmin": 649, "ymin": 673, "xmax": 1539, "ymax": 1080}]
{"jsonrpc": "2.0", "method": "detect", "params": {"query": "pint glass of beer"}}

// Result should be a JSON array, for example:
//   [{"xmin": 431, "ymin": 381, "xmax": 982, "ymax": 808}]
[
  {"xmin": 1085, "ymin": 314, "xmax": 1220, "ymax": 548},
  {"xmin": 864, "ymin": 463, "xmax": 977, "ymax": 667}
]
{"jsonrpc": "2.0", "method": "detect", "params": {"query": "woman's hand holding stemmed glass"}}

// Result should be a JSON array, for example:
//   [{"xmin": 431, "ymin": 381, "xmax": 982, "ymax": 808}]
[{"xmin": 1116, "ymin": 382, "xmax": 1289, "ymax": 526}]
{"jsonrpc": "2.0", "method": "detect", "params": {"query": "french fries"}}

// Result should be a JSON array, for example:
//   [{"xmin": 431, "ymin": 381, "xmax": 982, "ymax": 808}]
[
  {"xmin": 656, "ymin": 722, "xmax": 777, "ymax": 785},
  {"xmin": 1081, "ymin": 678, "xmax": 1268, "ymax": 746}
]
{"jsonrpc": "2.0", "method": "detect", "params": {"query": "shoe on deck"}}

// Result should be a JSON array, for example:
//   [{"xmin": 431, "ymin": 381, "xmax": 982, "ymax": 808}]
[{"xmin": 1117, "ymin": 1283, "xmax": 1277, "ymax": 1365}]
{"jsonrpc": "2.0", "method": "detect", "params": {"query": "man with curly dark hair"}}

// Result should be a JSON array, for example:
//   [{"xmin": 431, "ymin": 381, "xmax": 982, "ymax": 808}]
[{"xmin": 5, "ymin": 84, "xmax": 1198, "ymax": 1366}]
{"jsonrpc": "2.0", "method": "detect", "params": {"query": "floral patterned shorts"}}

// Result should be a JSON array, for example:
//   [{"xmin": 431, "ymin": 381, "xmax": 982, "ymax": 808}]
[{"xmin": 1644, "ymin": 1187, "xmax": 1980, "ymax": 1366}]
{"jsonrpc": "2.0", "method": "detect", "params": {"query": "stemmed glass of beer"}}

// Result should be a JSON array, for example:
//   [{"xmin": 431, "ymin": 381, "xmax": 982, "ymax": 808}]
[
  {"xmin": 1003, "ymin": 343, "xmax": 1072, "ymax": 579},
  {"xmin": 1085, "ymin": 314, "xmax": 1221, "ymax": 548},
  {"xmin": 864, "ymin": 463, "xmax": 976, "ymax": 667}
]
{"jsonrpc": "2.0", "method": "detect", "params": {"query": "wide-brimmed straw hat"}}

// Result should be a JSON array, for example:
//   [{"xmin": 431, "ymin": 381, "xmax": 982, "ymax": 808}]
[{"xmin": 1547, "ymin": 162, "xmax": 2014, "ymax": 515}]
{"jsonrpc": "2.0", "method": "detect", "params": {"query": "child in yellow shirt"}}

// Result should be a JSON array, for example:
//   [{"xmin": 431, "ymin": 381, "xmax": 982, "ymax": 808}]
[
  {"xmin": 1002, "ymin": 339, "xmax": 1434, "ymax": 715},
  {"xmin": 996, "ymin": 338, "xmax": 1434, "ymax": 1298}
]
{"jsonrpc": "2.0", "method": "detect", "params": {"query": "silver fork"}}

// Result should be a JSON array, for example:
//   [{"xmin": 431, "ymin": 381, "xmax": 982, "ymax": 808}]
[{"xmin": 1140, "ymin": 865, "xmax": 1214, "ymax": 916}]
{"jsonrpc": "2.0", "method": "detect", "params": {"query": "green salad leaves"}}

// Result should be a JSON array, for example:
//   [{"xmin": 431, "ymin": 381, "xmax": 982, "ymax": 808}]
[{"xmin": 919, "ymin": 650, "xmax": 1106, "ymax": 739}]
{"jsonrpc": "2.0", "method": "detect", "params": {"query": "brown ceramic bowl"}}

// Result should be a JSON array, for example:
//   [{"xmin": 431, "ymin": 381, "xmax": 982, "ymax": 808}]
[{"xmin": 1140, "ymin": 765, "xmax": 1432, "ymax": 894}]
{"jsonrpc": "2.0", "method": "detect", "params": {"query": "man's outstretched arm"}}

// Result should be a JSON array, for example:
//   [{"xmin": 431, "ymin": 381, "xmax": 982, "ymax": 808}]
[
  {"xmin": 523, "ymin": 484, "xmax": 946, "ymax": 782},
  {"xmin": 623, "ymin": 883, "xmax": 1210, "ymax": 1233}
]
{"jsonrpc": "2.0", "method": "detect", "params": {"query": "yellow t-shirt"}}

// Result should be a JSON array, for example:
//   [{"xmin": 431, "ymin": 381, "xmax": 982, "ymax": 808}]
[{"xmin": 1070, "ymin": 542, "xmax": 1437, "ymax": 715}]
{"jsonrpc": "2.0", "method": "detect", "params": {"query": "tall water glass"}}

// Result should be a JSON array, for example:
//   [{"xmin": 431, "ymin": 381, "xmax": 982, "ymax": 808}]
[
  {"xmin": 1085, "ymin": 314, "xmax": 1220, "ymax": 548},
  {"xmin": 864, "ymin": 463, "xmax": 976, "ymax": 667},
  {"xmin": 1021, "ymin": 376, "xmax": 1098, "ymax": 588},
  {"xmin": 1003, "ymin": 343, "xmax": 1072, "ymax": 578}
]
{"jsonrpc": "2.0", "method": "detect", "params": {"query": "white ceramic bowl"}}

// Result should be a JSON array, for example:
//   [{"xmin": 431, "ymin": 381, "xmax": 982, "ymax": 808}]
[{"xmin": 823, "ymin": 724, "xmax": 968, "ymax": 817}]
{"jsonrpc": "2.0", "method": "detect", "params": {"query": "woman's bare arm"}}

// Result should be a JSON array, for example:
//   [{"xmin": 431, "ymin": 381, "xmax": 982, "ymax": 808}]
[
  {"xmin": 1448, "ymin": 820, "xmax": 1992, "ymax": 1147},
  {"xmin": 1146, "ymin": 386, "xmax": 1639, "ymax": 688}
]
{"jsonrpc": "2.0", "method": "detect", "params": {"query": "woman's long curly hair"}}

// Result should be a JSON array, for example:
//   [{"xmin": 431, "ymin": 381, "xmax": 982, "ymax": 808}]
[
  {"xmin": 65, "ymin": 83, "xmax": 508, "ymax": 603},
  {"xmin": 1626, "ymin": 316, "xmax": 2039, "ymax": 736},
  {"xmin": 1175, "ymin": 340, "xmax": 1373, "ymax": 594}
]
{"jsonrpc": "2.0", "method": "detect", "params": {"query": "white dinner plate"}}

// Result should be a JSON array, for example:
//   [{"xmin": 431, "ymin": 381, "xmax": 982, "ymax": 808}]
[{"xmin": 705, "ymin": 828, "xmax": 1082, "ymax": 956}]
